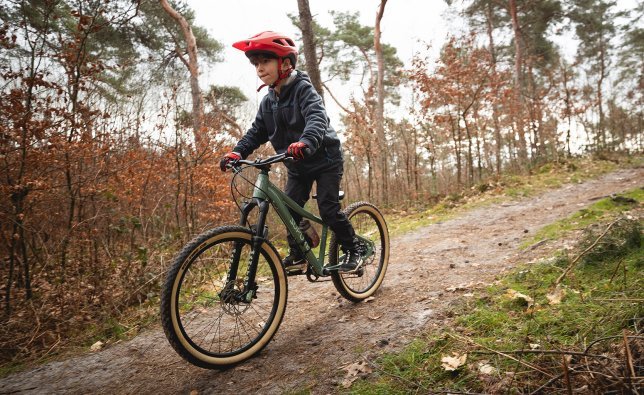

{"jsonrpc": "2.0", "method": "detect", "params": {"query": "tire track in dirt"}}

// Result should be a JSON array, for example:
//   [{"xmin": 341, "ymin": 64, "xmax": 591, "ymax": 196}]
[{"xmin": 1, "ymin": 168, "xmax": 641, "ymax": 394}]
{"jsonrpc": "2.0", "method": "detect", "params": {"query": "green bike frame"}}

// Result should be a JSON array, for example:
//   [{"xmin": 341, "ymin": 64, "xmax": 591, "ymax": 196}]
[
  {"xmin": 251, "ymin": 170, "xmax": 330, "ymax": 275},
  {"xmin": 229, "ymin": 159, "xmax": 375, "ymax": 302}
]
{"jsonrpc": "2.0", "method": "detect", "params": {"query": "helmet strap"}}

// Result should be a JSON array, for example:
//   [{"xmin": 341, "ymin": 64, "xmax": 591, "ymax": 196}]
[{"xmin": 256, "ymin": 58, "xmax": 293, "ymax": 92}]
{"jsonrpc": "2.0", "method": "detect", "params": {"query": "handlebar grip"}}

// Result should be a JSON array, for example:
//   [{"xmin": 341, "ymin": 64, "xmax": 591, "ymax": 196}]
[{"xmin": 284, "ymin": 147, "xmax": 314, "ymax": 159}]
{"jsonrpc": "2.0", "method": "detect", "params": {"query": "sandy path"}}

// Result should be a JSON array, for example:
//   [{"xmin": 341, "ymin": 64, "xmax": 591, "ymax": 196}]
[{"xmin": 1, "ymin": 167, "xmax": 641, "ymax": 395}]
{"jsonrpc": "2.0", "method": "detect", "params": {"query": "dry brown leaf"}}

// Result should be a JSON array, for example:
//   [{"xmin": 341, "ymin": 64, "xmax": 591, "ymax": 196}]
[
  {"xmin": 340, "ymin": 360, "xmax": 373, "ymax": 388},
  {"xmin": 478, "ymin": 363, "xmax": 497, "ymax": 375},
  {"xmin": 506, "ymin": 289, "xmax": 534, "ymax": 306},
  {"xmin": 90, "ymin": 341, "xmax": 104, "ymax": 352},
  {"xmin": 441, "ymin": 352, "xmax": 467, "ymax": 371},
  {"xmin": 546, "ymin": 286, "xmax": 566, "ymax": 305}
]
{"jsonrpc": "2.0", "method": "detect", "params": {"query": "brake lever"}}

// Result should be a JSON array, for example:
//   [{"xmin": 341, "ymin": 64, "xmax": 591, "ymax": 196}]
[{"xmin": 226, "ymin": 160, "xmax": 242, "ymax": 172}]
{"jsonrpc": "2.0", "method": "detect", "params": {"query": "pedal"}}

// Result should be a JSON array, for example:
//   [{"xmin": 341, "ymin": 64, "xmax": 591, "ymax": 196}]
[{"xmin": 285, "ymin": 263, "xmax": 307, "ymax": 276}]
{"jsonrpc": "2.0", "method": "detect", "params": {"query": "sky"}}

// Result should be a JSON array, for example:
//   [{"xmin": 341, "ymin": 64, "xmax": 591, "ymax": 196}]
[
  {"xmin": 185, "ymin": 0, "xmax": 461, "ymax": 125},
  {"xmin": 184, "ymin": 0, "xmax": 640, "ymax": 139}
]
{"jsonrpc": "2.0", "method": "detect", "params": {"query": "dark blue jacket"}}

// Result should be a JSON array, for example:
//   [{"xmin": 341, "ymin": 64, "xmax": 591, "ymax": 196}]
[{"xmin": 233, "ymin": 71, "xmax": 343, "ymax": 176}]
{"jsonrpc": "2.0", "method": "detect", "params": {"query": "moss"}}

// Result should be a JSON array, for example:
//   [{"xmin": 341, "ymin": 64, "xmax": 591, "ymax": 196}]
[{"xmin": 522, "ymin": 187, "xmax": 642, "ymax": 248}]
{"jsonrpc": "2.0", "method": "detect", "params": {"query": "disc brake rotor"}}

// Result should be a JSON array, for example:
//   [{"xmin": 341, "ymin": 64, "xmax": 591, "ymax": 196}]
[{"xmin": 219, "ymin": 280, "xmax": 251, "ymax": 315}]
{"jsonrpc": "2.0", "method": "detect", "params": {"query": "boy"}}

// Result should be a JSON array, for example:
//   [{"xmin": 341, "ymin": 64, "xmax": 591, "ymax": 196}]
[{"xmin": 219, "ymin": 31, "xmax": 361, "ymax": 272}]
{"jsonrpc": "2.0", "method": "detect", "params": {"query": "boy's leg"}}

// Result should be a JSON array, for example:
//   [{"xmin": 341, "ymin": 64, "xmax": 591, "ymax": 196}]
[
  {"xmin": 315, "ymin": 169, "xmax": 364, "ymax": 272},
  {"xmin": 283, "ymin": 174, "xmax": 313, "ymax": 267},
  {"xmin": 314, "ymin": 170, "xmax": 355, "ymax": 248}
]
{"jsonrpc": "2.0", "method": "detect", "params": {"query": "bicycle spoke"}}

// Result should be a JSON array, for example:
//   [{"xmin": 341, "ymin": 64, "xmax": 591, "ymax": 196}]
[
  {"xmin": 330, "ymin": 203, "xmax": 389, "ymax": 302},
  {"xmin": 168, "ymin": 234, "xmax": 281, "ymax": 359}
]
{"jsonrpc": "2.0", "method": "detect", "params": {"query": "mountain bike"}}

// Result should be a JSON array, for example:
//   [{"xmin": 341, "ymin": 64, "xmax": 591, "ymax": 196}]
[{"xmin": 160, "ymin": 152, "xmax": 389, "ymax": 369}]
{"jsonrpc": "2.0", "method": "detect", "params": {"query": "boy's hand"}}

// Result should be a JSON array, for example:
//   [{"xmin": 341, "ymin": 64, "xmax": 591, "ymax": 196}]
[
  {"xmin": 220, "ymin": 152, "xmax": 241, "ymax": 171},
  {"xmin": 287, "ymin": 142, "xmax": 309, "ymax": 161}
]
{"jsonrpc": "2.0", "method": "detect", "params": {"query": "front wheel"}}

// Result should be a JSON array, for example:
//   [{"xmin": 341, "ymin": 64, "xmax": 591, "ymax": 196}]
[
  {"xmin": 160, "ymin": 226, "xmax": 287, "ymax": 369},
  {"xmin": 329, "ymin": 202, "xmax": 390, "ymax": 302}
]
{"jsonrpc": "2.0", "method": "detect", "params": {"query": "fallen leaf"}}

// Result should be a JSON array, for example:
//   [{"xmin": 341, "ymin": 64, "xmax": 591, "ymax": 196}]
[
  {"xmin": 90, "ymin": 341, "xmax": 104, "ymax": 352},
  {"xmin": 478, "ymin": 363, "xmax": 497, "ymax": 375},
  {"xmin": 368, "ymin": 314, "xmax": 382, "ymax": 320},
  {"xmin": 338, "ymin": 315, "xmax": 349, "ymax": 323},
  {"xmin": 441, "ymin": 353, "xmax": 467, "ymax": 371},
  {"xmin": 529, "ymin": 343, "xmax": 540, "ymax": 350},
  {"xmin": 365, "ymin": 296, "xmax": 376, "ymax": 302},
  {"xmin": 341, "ymin": 360, "xmax": 373, "ymax": 388},
  {"xmin": 546, "ymin": 287, "xmax": 566, "ymax": 305},
  {"xmin": 506, "ymin": 289, "xmax": 534, "ymax": 306}
]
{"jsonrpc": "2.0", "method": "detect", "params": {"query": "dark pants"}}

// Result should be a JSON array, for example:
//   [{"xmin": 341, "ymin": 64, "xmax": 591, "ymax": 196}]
[{"xmin": 285, "ymin": 168, "xmax": 355, "ymax": 252}]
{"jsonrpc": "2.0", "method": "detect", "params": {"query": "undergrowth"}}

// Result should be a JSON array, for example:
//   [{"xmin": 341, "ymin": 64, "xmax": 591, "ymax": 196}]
[
  {"xmin": 1, "ymin": 154, "xmax": 639, "ymax": 380},
  {"xmin": 522, "ymin": 187, "xmax": 643, "ymax": 248},
  {"xmin": 348, "ymin": 215, "xmax": 642, "ymax": 394},
  {"xmin": 385, "ymin": 155, "xmax": 636, "ymax": 237}
]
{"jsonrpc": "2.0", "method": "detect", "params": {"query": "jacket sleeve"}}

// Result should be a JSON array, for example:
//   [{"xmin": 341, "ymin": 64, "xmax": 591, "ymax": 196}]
[
  {"xmin": 297, "ymin": 83, "xmax": 329, "ymax": 153},
  {"xmin": 233, "ymin": 104, "xmax": 269, "ymax": 159}
]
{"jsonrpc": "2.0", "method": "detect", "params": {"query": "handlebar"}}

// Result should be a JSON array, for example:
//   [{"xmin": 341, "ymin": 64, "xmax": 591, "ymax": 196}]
[{"xmin": 227, "ymin": 152, "xmax": 292, "ymax": 171}]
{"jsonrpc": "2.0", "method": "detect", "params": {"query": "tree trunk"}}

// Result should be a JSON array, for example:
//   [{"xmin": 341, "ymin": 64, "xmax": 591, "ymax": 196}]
[
  {"xmin": 374, "ymin": 0, "xmax": 388, "ymax": 205},
  {"xmin": 296, "ymin": 0, "xmax": 324, "ymax": 100},
  {"xmin": 450, "ymin": 113, "xmax": 463, "ymax": 188},
  {"xmin": 463, "ymin": 115, "xmax": 474, "ymax": 187},
  {"xmin": 159, "ymin": 0, "xmax": 206, "ymax": 154},
  {"xmin": 485, "ymin": 2, "xmax": 503, "ymax": 175},
  {"xmin": 509, "ymin": 0, "xmax": 528, "ymax": 163},
  {"xmin": 597, "ymin": 34, "xmax": 606, "ymax": 149}
]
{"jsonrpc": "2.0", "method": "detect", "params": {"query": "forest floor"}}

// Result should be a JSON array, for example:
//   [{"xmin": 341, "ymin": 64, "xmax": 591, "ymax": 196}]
[{"xmin": 1, "ymin": 166, "xmax": 642, "ymax": 395}]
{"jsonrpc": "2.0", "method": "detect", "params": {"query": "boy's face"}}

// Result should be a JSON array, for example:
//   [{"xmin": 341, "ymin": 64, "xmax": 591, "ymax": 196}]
[{"xmin": 250, "ymin": 55, "xmax": 290, "ymax": 87}]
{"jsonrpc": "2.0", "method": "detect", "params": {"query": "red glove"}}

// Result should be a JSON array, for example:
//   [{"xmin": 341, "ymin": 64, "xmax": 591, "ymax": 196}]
[
  {"xmin": 219, "ymin": 152, "xmax": 241, "ymax": 172},
  {"xmin": 287, "ymin": 142, "xmax": 309, "ymax": 161}
]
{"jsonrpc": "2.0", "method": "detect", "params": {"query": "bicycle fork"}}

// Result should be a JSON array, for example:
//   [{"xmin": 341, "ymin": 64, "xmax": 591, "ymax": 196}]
[{"xmin": 226, "ymin": 199, "xmax": 270, "ymax": 303}]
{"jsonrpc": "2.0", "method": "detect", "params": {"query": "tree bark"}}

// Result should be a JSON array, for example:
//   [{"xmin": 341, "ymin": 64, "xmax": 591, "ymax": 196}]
[
  {"xmin": 508, "ymin": 0, "xmax": 528, "ymax": 163},
  {"xmin": 159, "ymin": 0, "xmax": 206, "ymax": 154},
  {"xmin": 597, "ymin": 31, "xmax": 606, "ymax": 148},
  {"xmin": 485, "ymin": 1, "xmax": 503, "ymax": 175},
  {"xmin": 374, "ymin": 0, "xmax": 388, "ymax": 204},
  {"xmin": 296, "ymin": 0, "xmax": 324, "ymax": 100}
]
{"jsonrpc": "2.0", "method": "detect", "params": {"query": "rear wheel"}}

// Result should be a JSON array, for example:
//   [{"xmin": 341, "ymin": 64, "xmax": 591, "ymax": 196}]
[
  {"xmin": 329, "ymin": 202, "xmax": 390, "ymax": 302},
  {"xmin": 160, "ymin": 226, "xmax": 287, "ymax": 369}
]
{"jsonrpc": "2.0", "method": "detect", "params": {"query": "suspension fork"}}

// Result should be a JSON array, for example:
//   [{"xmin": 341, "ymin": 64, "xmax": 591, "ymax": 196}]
[
  {"xmin": 225, "ymin": 200, "xmax": 257, "ymax": 286},
  {"xmin": 244, "ymin": 200, "xmax": 270, "ymax": 301},
  {"xmin": 227, "ymin": 199, "xmax": 270, "ymax": 302}
]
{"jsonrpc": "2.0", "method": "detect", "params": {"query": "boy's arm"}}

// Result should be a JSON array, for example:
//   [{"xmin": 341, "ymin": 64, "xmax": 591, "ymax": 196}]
[
  {"xmin": 297, "ymin": 84, "xmax": 329, "ymax": 153},
  {"xmin": 233, "ymin": 106, "xmax": 269, "ymax": 158}
]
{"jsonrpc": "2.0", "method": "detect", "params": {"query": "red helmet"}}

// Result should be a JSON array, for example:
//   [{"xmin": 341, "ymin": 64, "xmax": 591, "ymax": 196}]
[{"xmin": 233, "ymin": 31, "xmax": 298, "ymax": 66}]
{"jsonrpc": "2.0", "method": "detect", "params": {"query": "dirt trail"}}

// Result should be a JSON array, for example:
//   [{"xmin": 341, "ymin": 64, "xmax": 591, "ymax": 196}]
[{"xmin": 1, "ymin": 168, "xmax": 642, "ymax": 395}]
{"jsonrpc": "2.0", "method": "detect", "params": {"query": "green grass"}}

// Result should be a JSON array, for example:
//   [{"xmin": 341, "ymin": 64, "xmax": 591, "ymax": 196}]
[
  {"xmin": 346, "ymin": 216, "xmax": 642, "ymax": 393},
  {"xmin": 521, "ymin": 187, "xmax": 642, "ymax": 248},
  {"xmin": 0, "ymin": 361, "xmax": 25, "ymax": 378}
]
